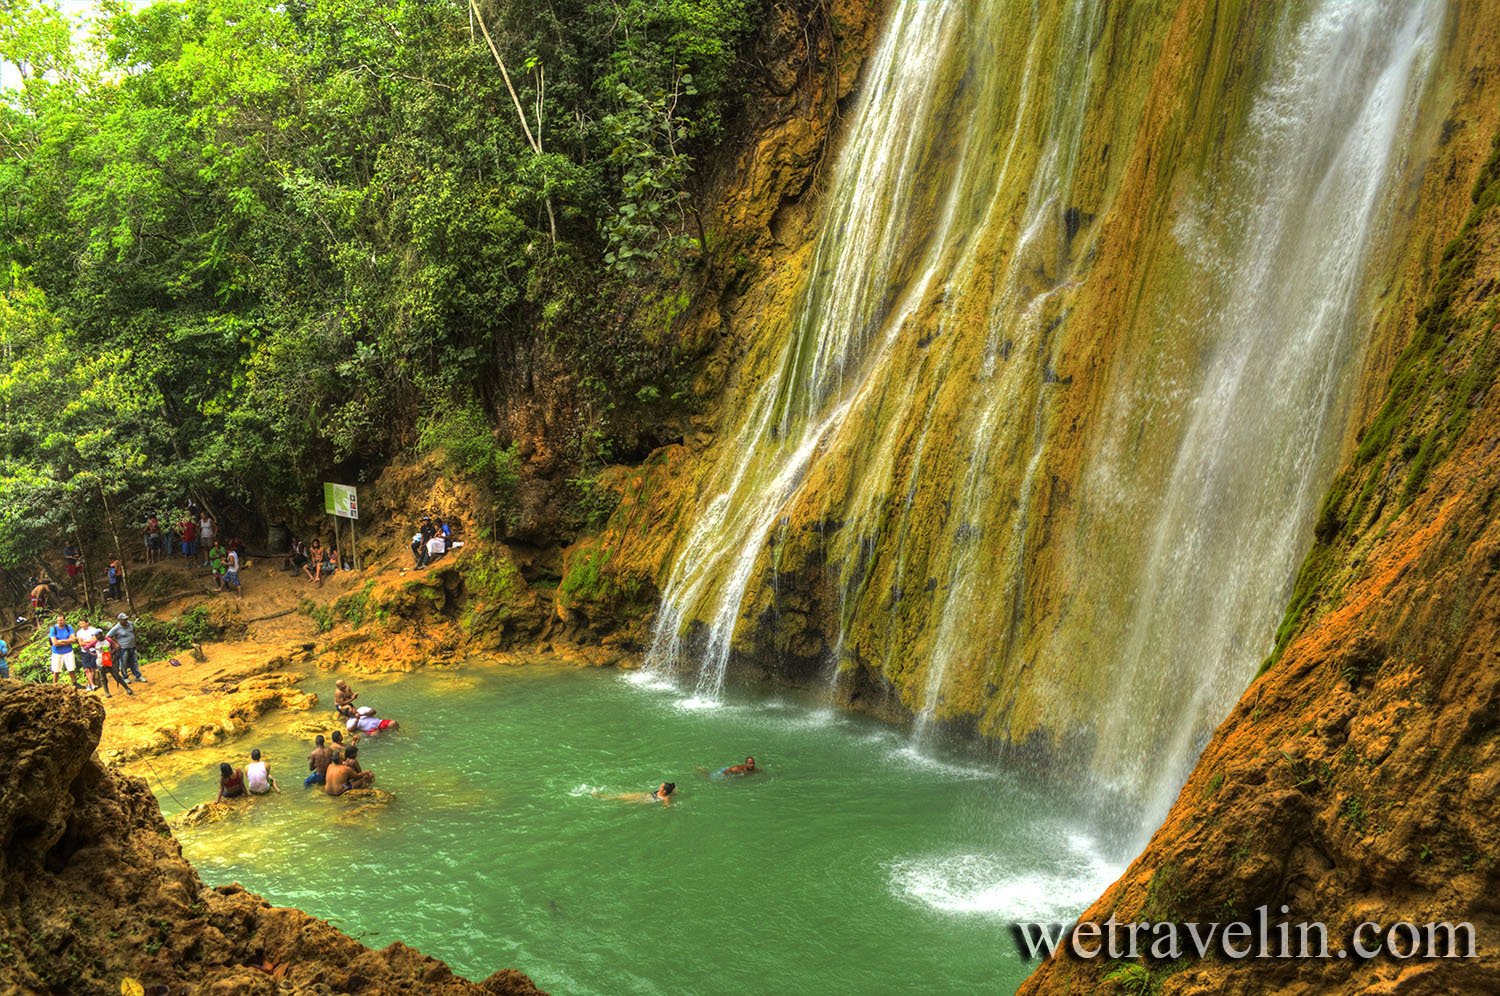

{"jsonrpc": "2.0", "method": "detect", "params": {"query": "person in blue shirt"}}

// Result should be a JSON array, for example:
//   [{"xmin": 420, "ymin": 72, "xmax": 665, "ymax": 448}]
[
  {"xmin": 48, "ymin": 614, "xmax": 79, "ymax": 687},
  {"xmin": 0, "ymin": 635, "xmax": 10, "ymax": 680}
]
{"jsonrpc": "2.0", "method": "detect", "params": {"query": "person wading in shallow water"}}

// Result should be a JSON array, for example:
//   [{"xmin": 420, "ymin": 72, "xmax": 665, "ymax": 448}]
[
  {"xmin": 324, "ymin": 758, "xmax": 375, "ymax": 796},
  {"xmin": 245, "ymin": 748, "xmax": 280, "ymax": 794},
  {"xmin": 594, "ymin": 782, "xmax": 676, "ymax": 806},
  {"xmin": 216, "ymin": 762, "xmax": 247, "ymax": 802},
  {"xmin": 305, "ymin": 735, "xmax": 334, "ymax": 788}
]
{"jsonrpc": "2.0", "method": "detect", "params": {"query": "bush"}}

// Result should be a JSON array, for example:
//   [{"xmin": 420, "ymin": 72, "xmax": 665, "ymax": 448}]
[{"xmin": 418, "ymin": 405, "xmax": 521, "ymax": 511}]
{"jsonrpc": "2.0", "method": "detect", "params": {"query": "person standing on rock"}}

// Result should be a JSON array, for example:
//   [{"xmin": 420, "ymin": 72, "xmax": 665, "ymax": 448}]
[
  {"xmin": 198, "ymin": 513, "xmax": 215, "ymax": 565},
  {"xmin": 107, "ymin": 613, "xmax": 145, "ymax": 684},
  {"xmin": 245, "ymin": 748, "xmax": 280, "ymax": 794},
  {"xmin": 144, "ymin": 514, "xmax": 164, "ymax": 564},
  {"xmin": 305, "ymin": 735, "xmax": 334, "ymax": 787},
  {"xmin": 48, "ymin": 614, "xmax": 79, "ymax": 687},
  {"xmin": 75, "ymin": 617, "xmax": 102, "ymax": 692},
  {"xmin": 207, "ymin": 541, "xmax": 226, "ymax": 590},
  {"xmin": 179, "ymin": 514, "xmax": 198, "ymax": 564},
  {"xmin": 221, "ymin": 547, "xmax": 243, "ymax": 600},
  {"xmin": 96, "ymin": 639, "xmax": 132, "ymax": 697}
]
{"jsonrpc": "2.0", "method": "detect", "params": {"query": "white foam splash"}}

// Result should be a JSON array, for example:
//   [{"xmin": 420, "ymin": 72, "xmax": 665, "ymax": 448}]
[{"xmin": 887, "ymin": 838, "xmax": 1119, "ymax": 921}]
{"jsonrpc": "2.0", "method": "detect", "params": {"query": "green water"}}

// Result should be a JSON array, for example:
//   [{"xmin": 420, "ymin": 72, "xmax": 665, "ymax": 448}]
[{"xmin": 157, "ymin": 666, "xmax": 1119, "ymax": 994}]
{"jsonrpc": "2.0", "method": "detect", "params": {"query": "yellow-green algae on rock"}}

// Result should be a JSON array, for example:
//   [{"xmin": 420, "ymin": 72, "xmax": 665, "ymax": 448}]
[{"xmin": 576, "ymin": 0, "xmax": 1485, "ymax": 814}]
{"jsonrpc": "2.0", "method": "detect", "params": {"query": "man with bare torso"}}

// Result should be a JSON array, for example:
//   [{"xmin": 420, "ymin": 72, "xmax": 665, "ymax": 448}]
[
  {"xmin": 324, "ymin": 756, "xmax": 375, "ymax": 796},
  {"xmin": 305, "ymin": 735, "xmax": 334, "ymax": 788}
]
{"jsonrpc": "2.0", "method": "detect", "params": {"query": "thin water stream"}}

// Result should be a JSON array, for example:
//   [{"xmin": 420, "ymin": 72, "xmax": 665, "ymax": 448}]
[{"xmin": 156, "ymin": 665, "xmax": 1118, "ymax": 994}]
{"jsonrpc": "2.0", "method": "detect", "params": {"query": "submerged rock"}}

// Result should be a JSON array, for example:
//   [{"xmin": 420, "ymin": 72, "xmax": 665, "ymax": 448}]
[{"xmin": 168, "ymin": 802, "xmax": 243, "ymax": 829}]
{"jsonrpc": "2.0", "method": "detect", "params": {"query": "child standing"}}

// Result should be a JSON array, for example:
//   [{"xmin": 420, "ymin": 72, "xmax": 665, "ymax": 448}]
[{"xmin": 97, "ymin": 638, "xmax": 132, "ymax": 697}]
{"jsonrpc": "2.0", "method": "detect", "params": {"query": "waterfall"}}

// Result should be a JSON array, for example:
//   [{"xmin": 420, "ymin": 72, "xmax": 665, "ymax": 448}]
[
  {"xmin": 645, "ymin": 0, "xmax": 1442, "ymax": 826},
  {"xmin": 1077, "ymin": 0, "xmax": 1443, "ymax": 825}
]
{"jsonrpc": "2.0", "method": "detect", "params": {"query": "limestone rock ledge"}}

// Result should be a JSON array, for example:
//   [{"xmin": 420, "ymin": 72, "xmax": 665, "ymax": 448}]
[{"xmin": 0, "ymin": 682, "xmax": 542, "ymax": 995}]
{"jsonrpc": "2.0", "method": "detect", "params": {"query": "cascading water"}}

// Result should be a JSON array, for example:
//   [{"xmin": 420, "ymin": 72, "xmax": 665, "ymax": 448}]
[
  {"xmin": 1076, "ymin": 0, "xmax": 1443, "ymax": 826},
  {"xmin": 645, "ymin": 0, "xmax": 1443, "ymax": 832}
]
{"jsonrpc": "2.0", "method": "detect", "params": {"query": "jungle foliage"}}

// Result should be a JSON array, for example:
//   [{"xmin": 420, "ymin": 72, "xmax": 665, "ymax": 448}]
[{"xmin": 0, "ymin": 0, "xmax": 759, "ymax": 560}]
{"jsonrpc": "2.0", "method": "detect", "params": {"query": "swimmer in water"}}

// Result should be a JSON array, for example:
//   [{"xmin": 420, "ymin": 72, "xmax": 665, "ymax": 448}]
[
  {"xmin": 593, "ymin": 782, "xmax": 676, "ymax": 806},
  {"xmin": 698, "ymin": 756, "xmax": 757, "ymax": 779}
]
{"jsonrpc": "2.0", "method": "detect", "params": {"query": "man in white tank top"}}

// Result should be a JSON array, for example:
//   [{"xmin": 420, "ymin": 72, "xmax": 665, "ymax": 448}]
[{"xmin": 245, "ymin": 748, "xmax": 280, "ymax": 794}]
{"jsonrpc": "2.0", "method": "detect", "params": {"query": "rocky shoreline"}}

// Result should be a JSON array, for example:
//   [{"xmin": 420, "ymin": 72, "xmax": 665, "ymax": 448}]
[{"xmin": 0, "ymin": 682, "xmax": 543, "ymax": 994}]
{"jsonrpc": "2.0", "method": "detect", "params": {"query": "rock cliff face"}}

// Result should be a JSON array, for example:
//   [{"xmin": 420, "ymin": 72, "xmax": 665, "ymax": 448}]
[
  {"xmin": 1021, "ymin": 123, "xmax": 1500, "ymax": 995},
  {"xmin": 565, "ymin": 0, "xmax": 1500, "ymax": 800},
  {"xmin": 0, "ymin": 683, "xmax": 541, "ymax": 995}
]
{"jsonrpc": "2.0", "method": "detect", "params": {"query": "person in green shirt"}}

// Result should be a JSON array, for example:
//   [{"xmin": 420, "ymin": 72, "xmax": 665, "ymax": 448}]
[{"xmin": 207, "ymin": 542, "xmax": 226, "ymax": 586}]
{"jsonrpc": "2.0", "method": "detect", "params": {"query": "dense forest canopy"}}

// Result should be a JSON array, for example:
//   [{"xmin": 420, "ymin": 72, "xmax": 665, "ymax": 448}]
[{"xmin": 0, "ymin": 0, "xmax": 760, "ymax": 564}]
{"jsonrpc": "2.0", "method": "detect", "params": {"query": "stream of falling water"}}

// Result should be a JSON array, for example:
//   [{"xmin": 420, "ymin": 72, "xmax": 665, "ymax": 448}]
[
  {"xmin": 645, "ymin": 0, "xmax": 1443, "ymax": 837},
  {"xmin": 1082, "ymin": 0, "xmax": 1443, "ymax": 826}
]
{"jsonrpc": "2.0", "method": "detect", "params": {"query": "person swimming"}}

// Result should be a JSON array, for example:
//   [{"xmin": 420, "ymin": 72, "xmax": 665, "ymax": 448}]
[
  {"xmin": 346, "ymin": 706, "xmax": 399, "ymax": 735},
  {"xmin": 698, "ymin": 756, "xmax": 757, "ymax": 780},
  {"xmin": 593, "ymin": 782, "xmax": 676, "ymax": 806},
  {"xmin": 717, "ymin": 756, "xmax": 757, "ymax": 779}
]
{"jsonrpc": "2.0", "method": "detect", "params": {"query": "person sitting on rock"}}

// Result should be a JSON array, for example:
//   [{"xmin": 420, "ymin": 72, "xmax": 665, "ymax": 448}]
[
  {"xmin": 330, "ymin": 729, "xmax": 355, "ymax": 760},
  {"xmin": 245, "ymin": 748, "xmax": 280, "ymax": 795},
  {"xmin": 324, "ymin": 759, "xmax": 375, "ymax": 796},
  {"xmin": 333, "ymin": 679, "xmax": 358, "ymax": 719},
  {"xmin": 305, "ymin": 734, "xmax": 334, "ymax": 787},
  {"xmin": 216, "ymin": 762, "xmax": 247, "ymax": 802}
]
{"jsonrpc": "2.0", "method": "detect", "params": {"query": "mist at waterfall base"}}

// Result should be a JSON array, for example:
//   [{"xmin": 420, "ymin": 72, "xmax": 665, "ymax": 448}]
[{"xmin": 158, "ymin": 667, "xmax": 1116, "ymax": 994}]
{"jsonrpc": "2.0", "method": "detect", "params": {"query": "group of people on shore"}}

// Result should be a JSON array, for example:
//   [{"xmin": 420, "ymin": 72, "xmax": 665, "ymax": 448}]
[
  {"xmin": 284, "ymin": 538, "xmax": 343, "ymax": 585},
  {"xmin": 41, "ymin": 612, "xmax": 147, "ymax": 696},
  {"xmin": 410, "ymin": 516, "xmax": 456, "ymax": 568}
]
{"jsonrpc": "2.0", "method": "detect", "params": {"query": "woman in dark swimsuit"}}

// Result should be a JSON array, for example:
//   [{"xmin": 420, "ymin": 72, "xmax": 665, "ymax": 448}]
[
  {"xmin": 594, "ymin": 782, "xmax": 676, "ymax": 806},
  {"xmin": 216, "ymin": 762, "xmax": 247, "ymax": 802}
]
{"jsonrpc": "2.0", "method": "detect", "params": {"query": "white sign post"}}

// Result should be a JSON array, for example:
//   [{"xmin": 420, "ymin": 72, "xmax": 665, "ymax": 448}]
[{"xmin": 323, "ymin": 483, "xmax": 360, "ymax": 571}]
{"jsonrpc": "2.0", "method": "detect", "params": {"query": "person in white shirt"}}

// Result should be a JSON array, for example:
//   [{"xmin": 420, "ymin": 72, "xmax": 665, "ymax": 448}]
[
  {"xmin": 75, "ymin": 619, "xmax": 102, "ymax": 692},
  {"xmin": 220, "ymin": 547, "xmax": 243, "ymax": 600},
  {"xmin": 245, "ymin": 748, "xmax": 280, "ymax": 794},
  {"xmin": 425, "ymin": 533, "xmax": 446, "ymax": 562},
  {"xmin": 198, "ymin": 514, "xmax": 215, "ymax": 564}
]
